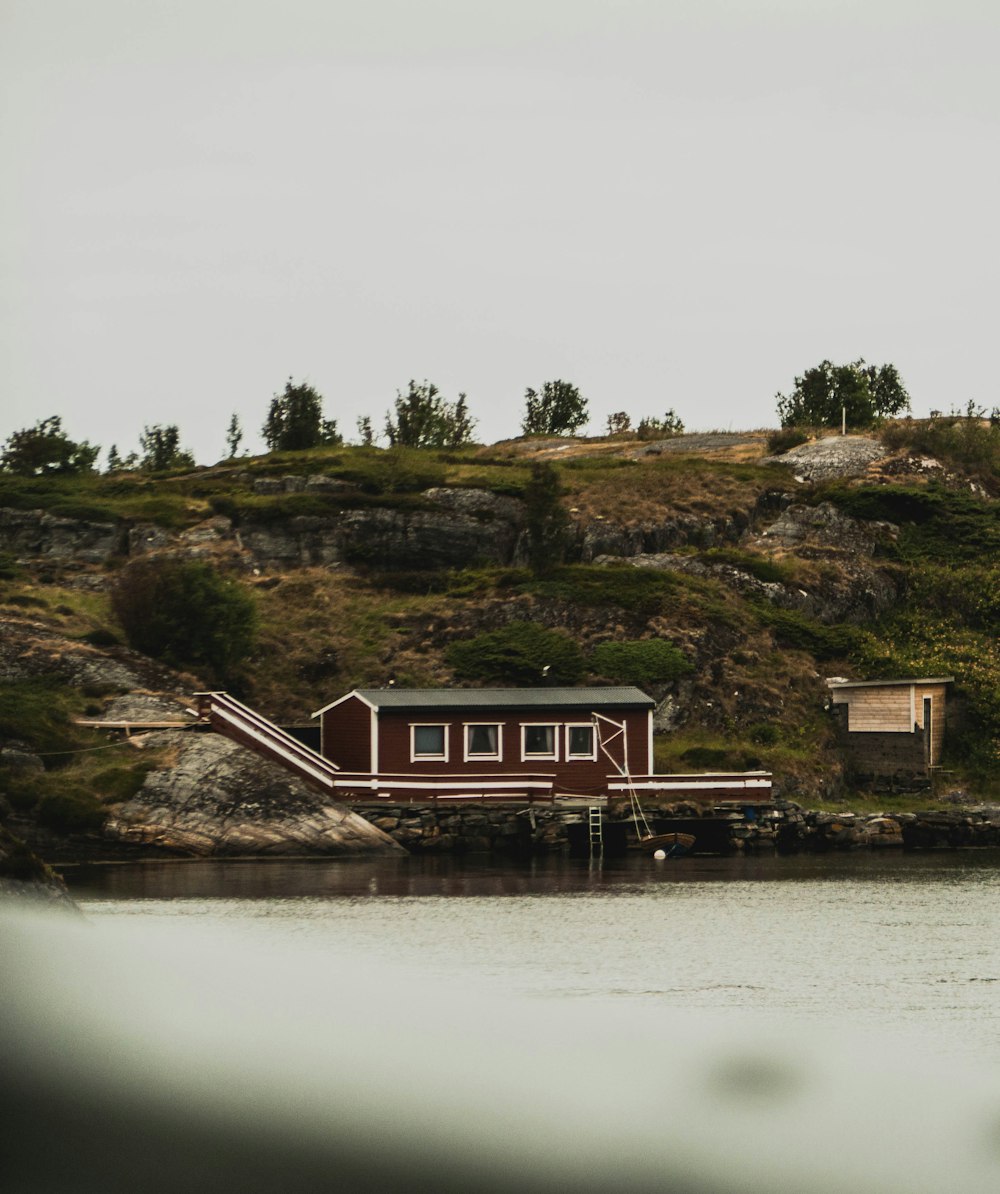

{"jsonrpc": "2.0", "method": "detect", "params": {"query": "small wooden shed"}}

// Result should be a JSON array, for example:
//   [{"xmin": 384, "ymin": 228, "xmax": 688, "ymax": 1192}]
[{"xmin": 827, "ymin": 677, "xmax": 953, "ymax": 776}]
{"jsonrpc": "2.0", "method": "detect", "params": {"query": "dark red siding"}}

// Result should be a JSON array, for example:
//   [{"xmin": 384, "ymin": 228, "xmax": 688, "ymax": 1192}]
[
  {"xmin": 373, "ymin": 706, "xmax": 649, "ymax": 798},
  {"xmin": 321, "ymin": 695, "xmax": 373, "ymax": 771}
]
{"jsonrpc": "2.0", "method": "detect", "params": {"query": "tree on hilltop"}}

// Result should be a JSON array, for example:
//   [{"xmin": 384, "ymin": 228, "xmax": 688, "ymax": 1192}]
[
  {"xmin": 225, "ymin": 413, "xmax": 244, "ymax": 459},
  {"xmin": 0, "ymin": 416, "xmax": 99, "ymax": 476},
  {"xmin": 521, "ymin": 380, "xmax": 588, "ymax": 436},
  {"xmin": 776, "ymin": 360, "xmax": 910, "ymax": 429},
  {"xmin": 262, "ymin": 379, "xmax": 341, "ymax": 452},
  {"xmin": 139, "ymin": 424, "xmax": 195, "ymax": 472},
  {"xmin": 384, "ymin": 381, "xmax": 476, "ymax": 448}
]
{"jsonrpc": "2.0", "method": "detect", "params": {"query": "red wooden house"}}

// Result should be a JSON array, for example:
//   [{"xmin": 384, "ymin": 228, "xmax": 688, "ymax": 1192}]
[
  {"xmin": 194, "ymin": 689, "xmax": 772, "ymax": 806},
  {"xmin": 311, "ymin": 687, "xmax": 771, "ymax": 804},
  {"xmin": 312, "ymin": 687, "xmax": 651, "ymax": 802}
]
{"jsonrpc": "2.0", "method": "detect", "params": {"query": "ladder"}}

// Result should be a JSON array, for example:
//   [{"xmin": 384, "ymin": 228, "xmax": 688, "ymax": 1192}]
[{"xmin": 587, "ymin": 806, "xmax": 604, "ymax": 857}]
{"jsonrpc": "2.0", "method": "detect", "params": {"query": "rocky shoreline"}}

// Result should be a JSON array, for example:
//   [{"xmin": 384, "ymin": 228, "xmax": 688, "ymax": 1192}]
[{"xmin": 323, "ymin": 799, "xmax": 1000, "ymax": 857}]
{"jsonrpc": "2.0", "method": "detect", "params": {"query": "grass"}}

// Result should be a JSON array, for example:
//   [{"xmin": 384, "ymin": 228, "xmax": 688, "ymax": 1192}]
[
  {"xmin": 0, "ymin": 679, "xmax": 94, "ymax": 756},
  {"xmin": 0, "ymin": 473, "xmax": 200, "ymax": 528},
  {"xmin": 520, "ymin": 564, "xmax": 680, "ymax": 616},
  {"xmin": 559, "ymin": 455, "xmax": 788, "ymax": 525},
  {"xmin": 652, "ymin": 725, "xmax": 822, "ymax": 778},
  {"xmin": 0, "ymin": 578, "xmax": 122, "ymax": 661},
  {"xmin": 249, "ymin": 570, "xmax": 446, "ymax": 718},
  {"xmin": 2, "ymin": 741, "xmax": 169, "ymax": 832}
]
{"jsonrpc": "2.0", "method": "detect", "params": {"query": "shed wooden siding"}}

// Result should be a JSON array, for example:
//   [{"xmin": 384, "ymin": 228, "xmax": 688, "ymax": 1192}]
[
  {"xmin": 830, "ymin": 682, "xmax": 949, "ymax": 767},
  {"xmin": 320, "ymin": 695, "xmax": 374, "ymax": 772},
  {"xmin": 831, "ymin": 687, "xmax": 911, "ymax": 733}
]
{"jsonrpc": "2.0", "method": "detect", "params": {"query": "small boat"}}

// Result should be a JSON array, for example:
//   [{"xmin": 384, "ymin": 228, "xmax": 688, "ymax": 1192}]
[{"xmin": 637, "ymin": 832, "xmax": 696, "ymax": 857}]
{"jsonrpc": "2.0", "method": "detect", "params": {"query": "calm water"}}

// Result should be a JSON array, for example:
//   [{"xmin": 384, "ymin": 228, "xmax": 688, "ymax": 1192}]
[{"xmin": 66, "ymin": 850, "xmax": 1000, "ymax": 1062}]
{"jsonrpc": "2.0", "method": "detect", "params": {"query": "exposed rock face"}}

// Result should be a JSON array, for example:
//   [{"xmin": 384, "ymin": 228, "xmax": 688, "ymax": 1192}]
[
  {"xmin": 423, "ymin": 486, "xmax": 524, "ymax": 522},
  {"xmin": 598, "ymin": 499, "xmax": 902, "ymax": 625},
  {"xmin": 578, "ymin": 512, "xmax": 748, "ymax": 561},
  {"xmin": 101, "ymin": 692, "xmax": 197, "ymax": 724},
  {"xmin": 105, "ymin": 732, "xmax": 405, "ymax": 856},
  {"xmin": 0, "ymin": 507, "xmax": 121, "ymax": 563},
  {"xmin": 238, "ymin": 491, "xmax": 524, "ymax": 571},
  {"xmin": 251, "ymin": 474, "xmax": 351, "ymax": 495},
  {"xmin": 602, "ymin": 550, "xmax": 805, "ymax": 609},
  {"xmin": 749, "ymin": 501, "xmax": 897, "ymax": 556},
  {"xmin": 336, "ymin": 506, "xmax": 522, "ymax": 570},
  {"xmin": 764, "ymin": 435, "xmax": 888, "ymax": 482},
  {"xmin": 0, "ymin": 616, "xmax": 184, "ymax": 691}
]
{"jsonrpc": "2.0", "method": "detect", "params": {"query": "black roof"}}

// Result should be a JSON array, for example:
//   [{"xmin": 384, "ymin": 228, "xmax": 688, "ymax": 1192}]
[{"xmin": 315, "ymin": 687, "xmax": 654, "ymax": 716}]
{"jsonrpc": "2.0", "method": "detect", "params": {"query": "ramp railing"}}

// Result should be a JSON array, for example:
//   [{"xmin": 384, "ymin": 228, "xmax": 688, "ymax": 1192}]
[{"xmin": 194, "ymin": 691, "xmax": 341, "ymax": 793}]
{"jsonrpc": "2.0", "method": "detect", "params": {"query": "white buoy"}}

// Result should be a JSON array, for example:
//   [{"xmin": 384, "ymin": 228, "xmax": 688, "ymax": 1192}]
[{"xmin": 653, "ymin": 849, "xmax": 667, "ymax": 861}]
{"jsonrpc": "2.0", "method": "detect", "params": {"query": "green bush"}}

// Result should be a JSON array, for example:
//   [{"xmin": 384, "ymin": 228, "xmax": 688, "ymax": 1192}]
[
  {"xmin": 36, "ymin": 788, "xmax": 107, "ymax": 834},
  {"xmin": 523, "ymin": 565, "xmax": 677, "ymax": 617},
  {"xmin": 91, "ymin": 762, "xmax": 156, "ymax": 802},
  {"xmin": 0, "ymin": 552, "xmax": 23, "ymax": 580},
  {"xmin": 751, "ymin": 604, "xmax": 863, "ymax": 660},
  {"xmin": 590, "ymin": 639, "xmax": 692, "ymax": 686},
  {"xmin": 111, "ymin": 558, "xmax": 257, "ymax": 678},
  {"xmin": 766, "ymin": 428, "xmax": 809, "ymax": 455},
  {"xmin": 0, "ymin": 680, "xmax": 86, "ymax": 755},
  {"xmin": 679, "ymin": 746, "xmax": 731, "ymax": 769},
  {"xmin": 447, "ymin": 621, "xmax": 584, "ymax": 684},
  {"xmin": 820, "ymin": 483, "xmax": 1000, "ymax": 564},
  {"xmin": 2, "ymin": 772, "xmax": 47, "ymax": 813}
]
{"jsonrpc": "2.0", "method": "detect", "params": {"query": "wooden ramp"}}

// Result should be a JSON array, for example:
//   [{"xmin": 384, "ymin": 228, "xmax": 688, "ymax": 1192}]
[{"xmin": 194, "ymin": 691, "xmax": 341, "ymax": 794}]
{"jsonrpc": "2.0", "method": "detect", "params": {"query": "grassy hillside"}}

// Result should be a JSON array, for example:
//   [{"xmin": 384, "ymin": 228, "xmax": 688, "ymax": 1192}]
[{"xmin": 2, "ymin": 421, "xmax": 999, "ymax": 822}]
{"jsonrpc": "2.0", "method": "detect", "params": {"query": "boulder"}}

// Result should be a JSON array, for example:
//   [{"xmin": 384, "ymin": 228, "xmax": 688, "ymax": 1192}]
[
  {"xmin": 104, "ymin": 732, "xmax": 404, "ymax": 856},
  {"xmin": 751, "ymin": 502, "xmax": 897, "ymax": 556},
  {"xmin": 763, "ymin": 435, "xmax": 888, "ymax": 482}
]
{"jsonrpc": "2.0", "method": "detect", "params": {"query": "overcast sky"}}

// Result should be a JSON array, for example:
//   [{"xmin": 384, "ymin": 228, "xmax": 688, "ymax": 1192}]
[{"xmin": 2, "ymin": 1, "xmax": 998, "ymax": 465}]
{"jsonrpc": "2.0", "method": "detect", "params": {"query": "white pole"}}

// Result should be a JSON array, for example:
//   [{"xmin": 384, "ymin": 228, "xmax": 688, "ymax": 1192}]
[{"xmin": 842, "ymin": 405, "xmax": 846, "ymax": 435}]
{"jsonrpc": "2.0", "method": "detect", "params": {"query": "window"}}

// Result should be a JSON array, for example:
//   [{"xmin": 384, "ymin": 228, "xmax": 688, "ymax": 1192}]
[
  {"xmin": 411, "ymin": 724, "xmax": 448, "ymax": 761},
  {"xmin": 566, "ymin": 723, "xmax": 596, "ymax": 760},
  {"xmin": 521, "ymin": 723, "xmax": 558, "ymax": 760},
  {"xmin": 465, "ymin": 723, "xmax": 502, "ymax": 761}
]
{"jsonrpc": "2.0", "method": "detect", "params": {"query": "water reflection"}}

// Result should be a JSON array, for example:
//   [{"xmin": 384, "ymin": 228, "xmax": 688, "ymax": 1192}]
[{"xmin": 64, "ymin": 848, "xmax": 1000, "ymax": 901}]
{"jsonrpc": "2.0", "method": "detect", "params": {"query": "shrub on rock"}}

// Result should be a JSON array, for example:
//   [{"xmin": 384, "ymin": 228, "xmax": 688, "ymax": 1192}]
[
  {"xmin": 447, "ymin": 621, "xmax": 584, "ymax": 685},
  {"xmin": 111, "ymin": 558, "xmax": 256, "ymax": 679}
]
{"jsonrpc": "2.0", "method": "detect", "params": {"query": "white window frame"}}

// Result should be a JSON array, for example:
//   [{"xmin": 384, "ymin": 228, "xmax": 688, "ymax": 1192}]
[
  {"xmin": 565, "ymin": 722, "xmax": 597, "ymax": 761},
  {"xmin": 410, "ymin": 722, "xmax": 449, "ymax": 762},
  {"xmin": 520, "ymin": 722, "xmax": 559, "ymax": 762},
  {"xmin": 463, "ymin": 722, "xmax": 503, "ymax": 763}
]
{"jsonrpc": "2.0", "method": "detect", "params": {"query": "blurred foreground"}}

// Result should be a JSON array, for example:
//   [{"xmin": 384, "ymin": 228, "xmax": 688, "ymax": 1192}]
[{"xmin": 2, "ymin": 905, "xmax": 1000, "ymax": 1194}]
